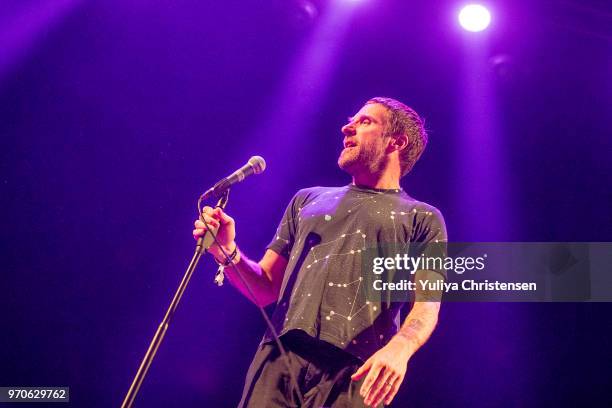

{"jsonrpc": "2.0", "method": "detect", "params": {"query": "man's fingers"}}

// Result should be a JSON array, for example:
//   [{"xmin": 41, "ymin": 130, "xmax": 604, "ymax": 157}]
[
  {"xmin": 202, "ymin": 206, "xmax": 226, "ymax": 223},
  {"xmin": 193, "ymin": 214, "xmax": 221, "ymax": 240},
  {"xmin": 384, "ymin": 377, "xmax": 402, "ymax": 406},
  {"xmin": 366, "ymin": 370, "xmax": 394, "ymax": 407},
  {"xmin": 193, "ymin": 228, "xmax": 210, "ymax": 239},
  {"xmin": 213, "ymin": 207, "xmax": 234, "ymax": 225},
  {"xmin": 351, "ymin": 359, "xmax": 372, "ymax": 381},
  {"xmin": 195, "ymin": 218, "xmax": 220, "ymax": 230},
  {"xmin": 360, "ymin": 362, "xmax": 382, "ymax": 398}
]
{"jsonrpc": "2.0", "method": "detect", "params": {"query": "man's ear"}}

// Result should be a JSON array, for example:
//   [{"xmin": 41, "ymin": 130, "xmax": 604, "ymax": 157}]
[{"xmin": 391, "ymin": 133, "xmax": 409, "ymax": 152}]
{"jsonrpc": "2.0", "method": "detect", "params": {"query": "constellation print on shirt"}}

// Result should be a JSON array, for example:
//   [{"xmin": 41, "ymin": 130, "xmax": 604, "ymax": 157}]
[
  {"xmin": 324, "ymin": 276, "xmax": 378, "ymax": 323},
  {"xmin": 304, "ymin": 229, "xmax": 367, "ymax": 269}
]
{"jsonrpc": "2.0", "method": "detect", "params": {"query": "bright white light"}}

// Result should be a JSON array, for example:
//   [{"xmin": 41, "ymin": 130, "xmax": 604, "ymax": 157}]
[{"xmin": 458, "ymin": 4, "xmax": 491, "ymax": 32}]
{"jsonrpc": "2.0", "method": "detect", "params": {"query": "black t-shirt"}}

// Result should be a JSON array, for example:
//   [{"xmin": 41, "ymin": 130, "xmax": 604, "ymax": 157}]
[{"xmin": 264, "ymin": 184, "xmax": 447, "ymax": 361}]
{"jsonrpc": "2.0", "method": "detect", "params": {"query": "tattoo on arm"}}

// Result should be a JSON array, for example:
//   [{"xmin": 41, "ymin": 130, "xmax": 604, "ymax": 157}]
[
  {"xmin": 407, "ymin": 318, "xmax": 424, "ymax": 331},
  {"xmin": 394, "ymin": 302, "xmax": 440, "ymax": 355},
  {"xmin": 390, "ymin": 270, "xmax": 443, "ymax": 354}
]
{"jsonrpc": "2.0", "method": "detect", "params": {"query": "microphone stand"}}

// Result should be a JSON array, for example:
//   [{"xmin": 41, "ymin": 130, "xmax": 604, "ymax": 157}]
[{"xmin": 121, "ymin": 190, "xmax": 230, "ymax": 408}]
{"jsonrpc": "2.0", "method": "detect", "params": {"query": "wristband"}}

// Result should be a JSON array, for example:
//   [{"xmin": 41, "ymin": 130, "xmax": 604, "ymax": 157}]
[{"xmin": 214, "ymin": 245, "xmax": 238, "ymax": 267}]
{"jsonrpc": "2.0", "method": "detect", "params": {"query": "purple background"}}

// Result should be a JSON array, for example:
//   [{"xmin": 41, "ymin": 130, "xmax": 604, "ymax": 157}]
[{"xmin": 1, "ymin": 0, "xmax": 611, "ymax": 406}]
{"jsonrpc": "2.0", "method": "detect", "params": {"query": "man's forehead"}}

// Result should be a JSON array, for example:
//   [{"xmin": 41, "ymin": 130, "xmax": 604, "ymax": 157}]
[{"xmin": 352, "ymin": 103, "xmax": 388, "ymax": 121}]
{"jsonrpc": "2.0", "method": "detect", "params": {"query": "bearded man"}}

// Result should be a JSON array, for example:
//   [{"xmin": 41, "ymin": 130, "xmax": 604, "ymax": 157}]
[{"xmin": 193, "ymin": 97, "xmax": 447, "ymax": 407}]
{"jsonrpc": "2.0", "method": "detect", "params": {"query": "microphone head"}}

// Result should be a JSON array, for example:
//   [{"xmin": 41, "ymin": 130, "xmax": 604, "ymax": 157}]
[{"xmin": 248, "ymin": 156, "xmax": 266, "ymax": 174}]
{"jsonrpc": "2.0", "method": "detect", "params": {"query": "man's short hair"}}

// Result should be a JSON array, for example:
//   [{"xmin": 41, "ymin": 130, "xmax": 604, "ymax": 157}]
[{"xmin": 367, "ymin": 97, "xmax": 428, "ymax": 177}]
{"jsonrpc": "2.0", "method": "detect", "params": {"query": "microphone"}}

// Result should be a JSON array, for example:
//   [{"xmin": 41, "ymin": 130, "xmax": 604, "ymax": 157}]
[{"xmin": 202, "ymin": 156, "xmax": 266, "ymax": 199}]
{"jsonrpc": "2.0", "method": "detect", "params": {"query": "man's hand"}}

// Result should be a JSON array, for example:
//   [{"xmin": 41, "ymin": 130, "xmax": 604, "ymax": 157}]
[
  {"xmin": 193, "ymin": 206, "xmax": 236, "ymax": 260},
  {"xmin": 351, "ymin": 337, "xmax": 413, "ymax": 407}
]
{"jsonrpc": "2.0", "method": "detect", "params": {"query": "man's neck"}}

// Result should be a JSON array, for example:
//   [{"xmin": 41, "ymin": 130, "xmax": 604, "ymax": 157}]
[{"xmin": 352, "ymin": 172, "xmax": 400, "ymax": 190}]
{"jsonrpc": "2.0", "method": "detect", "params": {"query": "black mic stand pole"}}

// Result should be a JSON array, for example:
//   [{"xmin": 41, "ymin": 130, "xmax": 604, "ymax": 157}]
[{"xmin": 121, "ymin": 190, "xmax": 230, "ymax": 408}]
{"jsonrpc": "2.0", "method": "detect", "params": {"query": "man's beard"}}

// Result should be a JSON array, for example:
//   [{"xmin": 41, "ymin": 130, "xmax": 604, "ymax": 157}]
[
  {"xmin": 338, "ymin": 145, "xmax": 385, "ymax": 175},
  {"xmin": 337, "ymin": 146, "xmax": 360, "ymax": 172}
]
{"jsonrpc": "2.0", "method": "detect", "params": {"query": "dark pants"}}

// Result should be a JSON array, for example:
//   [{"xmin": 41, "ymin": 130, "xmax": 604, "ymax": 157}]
[{"xmin": 238, "ymin": 331, "xmax": 382, "ymax": 408}]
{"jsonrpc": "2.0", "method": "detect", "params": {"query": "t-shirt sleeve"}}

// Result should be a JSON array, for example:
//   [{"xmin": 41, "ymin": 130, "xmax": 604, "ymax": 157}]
[
  {"xmin": 266, "ymin": 191, "xmax": 303, "ymax": 259},
  {"xmin": 411, "ymin": 206, "xmax": 448, "ymax": 279}
]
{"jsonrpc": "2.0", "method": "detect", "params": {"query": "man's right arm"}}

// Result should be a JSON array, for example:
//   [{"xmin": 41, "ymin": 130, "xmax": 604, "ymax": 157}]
[{"xmin": 193, "ymin": 206, "xmax": 286, "ymax": 307}]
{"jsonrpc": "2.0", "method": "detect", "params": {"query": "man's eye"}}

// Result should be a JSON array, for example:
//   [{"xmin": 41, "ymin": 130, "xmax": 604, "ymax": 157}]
[{"xmin": 361, "ymin": 119, "xmax": 371, "ymax": 125}]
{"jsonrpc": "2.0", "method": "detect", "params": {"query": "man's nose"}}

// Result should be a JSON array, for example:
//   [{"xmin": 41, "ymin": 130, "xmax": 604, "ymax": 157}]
[{"xmin": 342, "ymin": 122, "xmax": 355, "ymax": 135}]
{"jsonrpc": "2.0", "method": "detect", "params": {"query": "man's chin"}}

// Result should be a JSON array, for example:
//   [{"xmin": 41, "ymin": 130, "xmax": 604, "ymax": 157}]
[{"xmin": 337, "ymin": 157, "xmax": 358, "ymax": 175}]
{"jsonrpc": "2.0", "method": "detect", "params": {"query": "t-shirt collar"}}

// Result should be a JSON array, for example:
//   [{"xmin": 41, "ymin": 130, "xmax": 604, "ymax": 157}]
[{"xmin": 348, "ymin": 183, "xmax": 403, "ymax": 194}]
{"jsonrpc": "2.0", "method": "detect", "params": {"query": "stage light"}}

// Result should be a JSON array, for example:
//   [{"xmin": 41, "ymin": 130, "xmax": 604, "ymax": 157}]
[{"xmin": 458, "ymin": 4, "xmax": 491, "ymax": 32}]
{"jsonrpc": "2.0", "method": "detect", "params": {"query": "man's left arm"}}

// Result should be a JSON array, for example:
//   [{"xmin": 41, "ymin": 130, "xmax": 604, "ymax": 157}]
[{"xmin": 351, "ymin": 269, "xmax": 444, "ymax": 407}]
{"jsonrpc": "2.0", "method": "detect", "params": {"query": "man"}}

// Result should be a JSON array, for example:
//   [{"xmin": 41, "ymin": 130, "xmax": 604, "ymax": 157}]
[{"xmin": 193, "ymin": 97, "xmax": 447, "ymax": 407}]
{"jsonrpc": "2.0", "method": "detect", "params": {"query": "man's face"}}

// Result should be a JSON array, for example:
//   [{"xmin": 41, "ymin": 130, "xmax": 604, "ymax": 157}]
[{"xmin": 338, "ymin": 103, "xmax": 390, "ymax": 176}]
